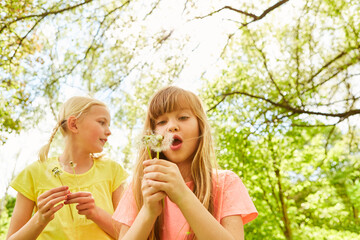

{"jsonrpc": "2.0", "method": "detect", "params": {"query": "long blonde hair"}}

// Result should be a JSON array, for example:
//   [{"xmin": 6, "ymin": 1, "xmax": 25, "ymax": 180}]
[
  {"xmin": 133, "ymin": 86, "xmax": 217, "ymax": 240},
  {"xmin": 38, "ymin": 96, "xmax": 107, "ymax": 162}
]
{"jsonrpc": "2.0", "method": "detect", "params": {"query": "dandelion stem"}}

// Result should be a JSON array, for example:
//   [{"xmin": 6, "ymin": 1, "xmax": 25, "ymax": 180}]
[
  {"xmin": 55, "ymin": 175, "xmax": 74, "ymax": 221},
  {"xmin": 70, "ymin": 161, "xmax": 79, "ymax": 191},
  {"xmin": 52, "ymin": 167, "xmax": 74, "ymax": 221},
  {"xmin": 146, "ymin": 146, "xmax": 152, "ymax": 159}
]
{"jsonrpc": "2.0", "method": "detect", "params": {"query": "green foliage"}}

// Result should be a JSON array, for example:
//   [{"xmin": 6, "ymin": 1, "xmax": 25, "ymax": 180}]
[
  {"xmin": 5, "ymin": 196, "xmax": 16, "ymax": 218},
  {"xmin": 0, "ymin": 196, "xmax": 16, "ymax": 239},
  {"xmin": 1, "ymin": 0, "xmax": 360, "ymax": 239}
]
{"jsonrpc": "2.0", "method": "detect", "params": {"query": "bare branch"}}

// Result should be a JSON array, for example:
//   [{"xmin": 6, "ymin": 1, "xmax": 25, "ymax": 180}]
[
  {"xmin": 306, "ymin": 51, "xmax": 347, "ymax": 84},
  {"xmin": 195, "ymin": 0, "xmax": 289, "ymax": 25},
  {"xmin": 208, "ymin": 91, "xmax": 360, "ymax": 119},
  {"xmin": 144, "ymin": 0, "xmax": 161, "ymax": 20},
  {"xmin": 250, "ymin": 33, "xmax": 290, "ymax": 105},
  {"xmin": 1, "ymin": 0, "xmax": 95, "ymax": 34}
]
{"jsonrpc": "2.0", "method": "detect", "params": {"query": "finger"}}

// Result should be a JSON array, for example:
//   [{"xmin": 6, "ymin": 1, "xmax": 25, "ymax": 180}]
[
  {"xmin": 146, "ymin": 179, "xmax": 167, "ymax": 190},
  {"xmin": 145, "ymin": 191, "xmax": 166, "ymax": 203},
  {"xmin": 143, "ymin": 159, "xmax": 172, "ymax": 167},
  {"xmin": 37, "ymin": 192, "xmax": 67, "ymax": 210},
  {"xmin": 76, "ymin": 202, "xmax": 95, "ymax": 211},
  {"xmin": 41, "ymin": 195, "xmax": 68, "ymax": 211},
  {"xmin": 43, "ymin": 202, "xmax": 64, "ymax": 218},
  {"xmin": 143, "ymin": 164, "xmax": 169, "ymax": 174},
  {"xmin": 65, "ymin": 196, "xmax": 94, "ymax": 205},
  {"xmin": 77, "ymin": 209, "xmax": 91, "ymax": 216},
  {"xmin": 66, "ymin": 192, "xmax": 92, "ymax": 200},
  {"xmin": 152, "ymin": 191, "xmax": 166, "ymax": 201},
  {"xmin": 38, "ymin": 186, "xmax": 69, "ymax": 201},
  {"xmin": 144, "ymin": 172, "xmax": 168, "ymax": 182},
  {"xmin": 142, "ymin": 180, "xmax": 166, "ymax": 196}
]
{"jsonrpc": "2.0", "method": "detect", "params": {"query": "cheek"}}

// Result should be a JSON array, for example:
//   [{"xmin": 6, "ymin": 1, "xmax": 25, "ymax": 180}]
[
  {"xmin": 154, "ymin": 126, "xmax": 166, "ymax": 135},
  {"xmin": 87, "ymin": 124, "xmax": 101, "ymax": 138}
]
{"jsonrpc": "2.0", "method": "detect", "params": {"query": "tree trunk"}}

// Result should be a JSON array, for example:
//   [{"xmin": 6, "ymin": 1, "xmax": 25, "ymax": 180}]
[{"xmin": 275, "ymin": 168, "xmax": 293, "ymax": 240}]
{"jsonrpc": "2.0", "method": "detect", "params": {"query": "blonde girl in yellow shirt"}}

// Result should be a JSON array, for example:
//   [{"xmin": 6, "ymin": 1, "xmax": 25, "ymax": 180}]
[{"xmin": 6, "ymin": 96, "xmax": 128, "ymax": 240}]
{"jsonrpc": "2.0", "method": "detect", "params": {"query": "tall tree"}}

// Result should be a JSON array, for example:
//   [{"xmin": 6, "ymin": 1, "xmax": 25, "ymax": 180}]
[
  {"xmin": 201, "ymin": 0, "xmax": 360, "ymax": 239},
  {"xmin": 205, "ymin": 0, "xmax": 360, "ymax": 129},
  {"xmin": 0, "ymin": 0, "xmax": 289, "ymax": 144}
]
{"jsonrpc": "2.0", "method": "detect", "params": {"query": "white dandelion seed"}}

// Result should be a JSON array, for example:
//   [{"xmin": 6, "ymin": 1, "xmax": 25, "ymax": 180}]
[{"xmin": 141, "ymin": 131, "xmax": 174, "ymax": 158}]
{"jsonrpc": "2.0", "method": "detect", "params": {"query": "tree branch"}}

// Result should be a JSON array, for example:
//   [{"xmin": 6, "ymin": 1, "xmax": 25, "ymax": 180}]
[
  {"xmin": 195, "ymin": 0, "xmax": 289, "ymax": 25},
  {"xmin": 1, "ymin": 0, "xmax": 95, "ymax": 34},
  {"xmin": 208, "ymin": 91, "xmax": 360, "ymax": 119}
]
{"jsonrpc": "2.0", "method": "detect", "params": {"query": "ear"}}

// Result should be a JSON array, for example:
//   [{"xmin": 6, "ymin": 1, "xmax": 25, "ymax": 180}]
[{"xmin": 67, "ymin": 116, "xmax": 79, "ymax": 133}]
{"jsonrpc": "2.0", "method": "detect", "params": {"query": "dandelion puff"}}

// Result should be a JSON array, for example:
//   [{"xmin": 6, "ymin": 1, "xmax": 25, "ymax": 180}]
[
  {"xmin": 69, "ymin": 161, "xmax": 77, "ymax": 168},
  {"xmin": 52, "ymin": 167, "xmax": 64, "ymax": 185},
  {"xmin": 159, "ymin": 132, "xmax": 174, "ymax": 152},
  {"xmin": 149, "ymin": 134, "xmax": 164, "ymax": 153},
  {"xmin": 141, "ymin": 131, "xmax": 174, "ymax": 159}
]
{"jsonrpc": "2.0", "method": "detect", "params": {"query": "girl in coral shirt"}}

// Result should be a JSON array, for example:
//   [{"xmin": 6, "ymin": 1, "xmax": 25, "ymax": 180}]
[{"xmin": 113, "ymin": 86, "xmax": 258, "ymax": 240}]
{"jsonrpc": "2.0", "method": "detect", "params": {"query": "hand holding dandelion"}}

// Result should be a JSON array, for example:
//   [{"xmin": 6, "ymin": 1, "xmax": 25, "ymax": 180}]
[
  {"xmin": 35, "ymin": 185, "xmax": 69, "ymax": 225},
  {"xmin": 142, "ymin": 131, "xmax": 173, "ymax": 209}
]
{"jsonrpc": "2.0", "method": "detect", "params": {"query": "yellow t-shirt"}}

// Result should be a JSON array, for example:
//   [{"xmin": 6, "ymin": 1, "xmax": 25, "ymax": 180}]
[{"xmin": 11, "ymin": 157, "xmax": 128, "ymax": 240}]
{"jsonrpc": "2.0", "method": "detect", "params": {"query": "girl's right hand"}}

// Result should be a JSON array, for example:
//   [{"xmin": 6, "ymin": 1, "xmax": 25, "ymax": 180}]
[
  {"xmin": 141, "ymin": 178, "xmax": 166, "ymax": 218},
  {"xmin": 36, "ymin": 186, "xmax": 69, "ymax": 224}
]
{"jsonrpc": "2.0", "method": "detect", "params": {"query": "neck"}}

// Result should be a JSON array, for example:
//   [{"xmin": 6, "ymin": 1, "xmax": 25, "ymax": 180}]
[
  {"xmin": 176, "ymin": 161, "xmax": 192, "ymax": 182},
  {"xmin": 59, "ymin": 143, "xmax": 94, "ymax": 174}
]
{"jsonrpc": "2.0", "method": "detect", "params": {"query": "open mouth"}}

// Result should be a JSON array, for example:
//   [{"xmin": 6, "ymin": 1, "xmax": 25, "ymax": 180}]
[
  {"xmin": 171, "ymin": 135, "xmax": 182, "ymax": 150},
  {"xmin": 100, "ymin": 139, "xmax": 107, "ymax": 144}
]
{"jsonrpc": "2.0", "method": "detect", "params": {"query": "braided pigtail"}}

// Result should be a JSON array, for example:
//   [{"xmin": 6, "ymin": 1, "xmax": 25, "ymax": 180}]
[{"xmin": 38, "ymin": 122, "xmax": 61, "ymax": 162}]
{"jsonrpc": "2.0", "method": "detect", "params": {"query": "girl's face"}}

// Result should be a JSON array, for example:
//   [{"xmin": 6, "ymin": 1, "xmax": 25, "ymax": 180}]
[
  {"xmin": 76, "ymin": 105, "xmax": 111, "ymax": 153},
  {"xmin": 154, "ymin": 108, "xmax": 200, "ymax": 165}
]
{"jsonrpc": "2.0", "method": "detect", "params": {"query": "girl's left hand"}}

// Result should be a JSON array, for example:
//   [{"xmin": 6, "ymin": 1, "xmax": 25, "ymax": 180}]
[
  {"xmin": 64, "ymin": 192, "xmax": 99, "ymax": 220},
  {"xmin": 143, "ymin": 159, "xmax": 190, "ymax": 205}
]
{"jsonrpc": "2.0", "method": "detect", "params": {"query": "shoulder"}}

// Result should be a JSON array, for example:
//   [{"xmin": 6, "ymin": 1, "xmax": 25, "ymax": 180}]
[
  {"xmin": 212, "ymin": 169, "xmax": 246, "ymax": 192},
  {"xmin": 94, "ymin": 156, "xmax": 128, "ymax": 179},
  {"xmin": 213, "ymin": 169, "xmax": 242, "ymax": 183},
  {"xmin": 17, "ymin": 158, "xmax": 55, "ymax": 175},
  {"xmin": 95, "ymin": 156, "xmax": 122, "ymax": 168}
]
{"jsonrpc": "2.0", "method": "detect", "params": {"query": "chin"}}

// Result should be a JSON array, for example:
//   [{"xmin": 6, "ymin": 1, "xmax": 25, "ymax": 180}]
[{"xmin": 92, "ymin": 147, "xmax": 103, "ymax": 153}]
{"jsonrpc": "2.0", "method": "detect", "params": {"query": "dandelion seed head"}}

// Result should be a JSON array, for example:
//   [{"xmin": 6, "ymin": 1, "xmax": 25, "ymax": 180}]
[
  {"xmin": 69, "ymin": 161, "xmax": 77, "ymax": 168},
  {"xmin": 160, "ymin": 132, "xmax": 174, "ymax": 151},
  {"xmin": 149, "ymin": 132, "xmax": 174, "ymax": 153},
  {"xmin": 52, "ymin": 167, "xmax": 63, "ymax": 176}
]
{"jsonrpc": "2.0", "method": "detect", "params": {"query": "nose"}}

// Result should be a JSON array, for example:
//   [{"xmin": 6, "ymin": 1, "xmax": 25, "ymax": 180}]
[
  {"xmin": 105, "ymin": 126, "xmax": 111, "ymax": 136},
  {"xmin": 167, "ymin": 119, "xmax": 179, "ymax": 132}
]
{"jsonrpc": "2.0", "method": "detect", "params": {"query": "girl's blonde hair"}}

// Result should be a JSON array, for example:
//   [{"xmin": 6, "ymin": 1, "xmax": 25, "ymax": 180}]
[
  {"xmin": 133, "ymin": 86, "xmax": 217, "ymax": 240},
  {"xmin": 38, "ymin": 96, "xmax": 107, "ymax": 162}
]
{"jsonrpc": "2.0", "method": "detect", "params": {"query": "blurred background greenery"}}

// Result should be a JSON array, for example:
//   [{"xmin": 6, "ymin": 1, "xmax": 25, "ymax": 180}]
[{"xmin": 1, "ymin": 0, "xmax": 359, "ymax": 239}]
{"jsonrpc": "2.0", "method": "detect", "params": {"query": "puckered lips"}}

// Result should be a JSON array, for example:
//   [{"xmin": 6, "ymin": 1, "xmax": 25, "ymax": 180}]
[{"xmin": 170, "ymin": 134, "xmax": 183, "ymax": 150}]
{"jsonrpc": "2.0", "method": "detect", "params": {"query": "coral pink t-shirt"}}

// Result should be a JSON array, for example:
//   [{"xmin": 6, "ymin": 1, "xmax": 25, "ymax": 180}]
[{"xmin": 113, "ymin": 170, "xmax": 258, "ymax": 239}]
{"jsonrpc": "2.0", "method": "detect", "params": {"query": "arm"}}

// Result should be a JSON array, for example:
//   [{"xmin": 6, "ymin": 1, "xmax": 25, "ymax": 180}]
[
  {"xmin": 118, "ymin": 180, "xmax": 166, "ymax": 240},
  {"xmin": 7, "ymin": 186, "xmax": 69, "ymax": 240},
  {"xmin": 65, "ymin": 184, "xmax": 125, "ymax": 239},
  {"xmin": 143, "ymin": 159, "xmax": 244, "ymax": 240},
  {"xmin": 176, "ymin": 188, "xmax": 244, "ymax": 240}
]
